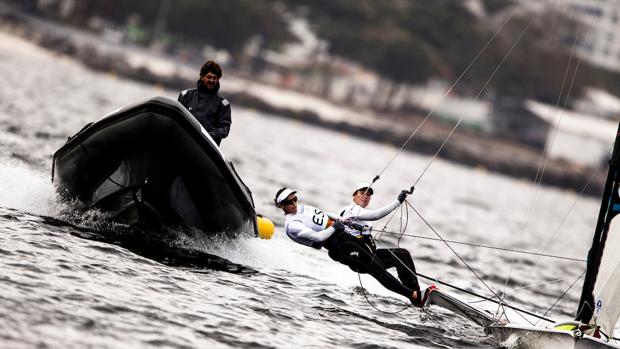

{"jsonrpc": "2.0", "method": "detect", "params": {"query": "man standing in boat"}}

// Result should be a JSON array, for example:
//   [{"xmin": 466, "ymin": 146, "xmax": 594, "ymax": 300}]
[
  {"xmin": 275, "ymin": 187, "xmax": 431, "ymax": 307},
  {"xmin": 178, "ymin": 60, "xmax": 231, "ymax": 145}
]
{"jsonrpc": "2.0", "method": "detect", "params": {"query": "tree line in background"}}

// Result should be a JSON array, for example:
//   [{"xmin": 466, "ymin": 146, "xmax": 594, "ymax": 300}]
[
  {"xmin": 7, "ymin": 0, "xmax": 620, "ymax": 105},
  {"xmin": 9, "ymin": 0, "xmax": 294, "ymax": 54},
  {"xmin": 285, "ymin": 0, "xmax": 620, "ymax": 105}
]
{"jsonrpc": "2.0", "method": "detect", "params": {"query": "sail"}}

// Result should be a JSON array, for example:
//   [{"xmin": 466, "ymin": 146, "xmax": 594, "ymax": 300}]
[
  {"xmin": 576, "ymin": 123, "xmax": 620, "ymax": 337},
  {"xmin": 591, "ymin": 218, "xmax": 620, "ymax": 336}
]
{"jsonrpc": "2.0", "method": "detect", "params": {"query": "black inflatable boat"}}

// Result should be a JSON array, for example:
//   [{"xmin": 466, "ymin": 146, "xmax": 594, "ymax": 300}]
[{"xmin": 52, "ymin": 97, "xmax": 257, "ymax": 237}]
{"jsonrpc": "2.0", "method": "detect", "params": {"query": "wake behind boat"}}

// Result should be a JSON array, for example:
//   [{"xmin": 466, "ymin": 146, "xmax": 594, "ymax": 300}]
[{"xmin": 52, "ymin": 96, "xmax": 257, "ymax": 237}]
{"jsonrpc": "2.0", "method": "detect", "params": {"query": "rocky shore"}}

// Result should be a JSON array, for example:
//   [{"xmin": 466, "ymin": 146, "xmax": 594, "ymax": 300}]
[{"xmin": 0, "ymin": 7, "xmax": 606, "ymax": 197}]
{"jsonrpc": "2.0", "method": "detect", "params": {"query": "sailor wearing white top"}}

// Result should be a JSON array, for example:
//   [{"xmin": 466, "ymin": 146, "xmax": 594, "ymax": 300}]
[
  {"xmin": 285, "ymin": 204, "xmax": 335, "ymax": 249},
  {"xmin": 275, "ymin": 186, "xmax": 431, "ymax": 307},
  {"xmin": 334, "ymin": 183, "xmax": 426, "ymax": 303},
  {"xmin": 275, "ymin": 187, "xmax": 340, "ymax": 249},
  {"xmin": 339, "ymin": 184, "xmax": 403, "ymax": 237}
]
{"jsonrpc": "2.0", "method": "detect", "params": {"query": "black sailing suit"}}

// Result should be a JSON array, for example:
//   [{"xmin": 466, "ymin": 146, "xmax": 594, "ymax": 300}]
[
  {"xmin": 178, "ymin": 80, "xmax": 231, "ymax": 145},
  {"xmin": 323, "ymin": 231, "xmax": 421, "ymax": 299}
]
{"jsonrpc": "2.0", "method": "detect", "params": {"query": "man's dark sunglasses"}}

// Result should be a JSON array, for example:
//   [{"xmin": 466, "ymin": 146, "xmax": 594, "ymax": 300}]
[{"xmin": 280, "ymin": 197, "xmax": 298, "ymax": 205}]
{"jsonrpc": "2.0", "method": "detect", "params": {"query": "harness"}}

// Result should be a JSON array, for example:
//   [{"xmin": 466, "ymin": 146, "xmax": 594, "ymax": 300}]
[{"xmin": 356, "ymin": 234, "xmax": 376, "ymax": 253}]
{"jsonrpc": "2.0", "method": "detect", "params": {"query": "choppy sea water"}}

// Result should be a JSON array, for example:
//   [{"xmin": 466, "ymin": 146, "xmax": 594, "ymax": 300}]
[{"xmin": 0, "ymin": 31, "xmax": 608, "ymax": 348}]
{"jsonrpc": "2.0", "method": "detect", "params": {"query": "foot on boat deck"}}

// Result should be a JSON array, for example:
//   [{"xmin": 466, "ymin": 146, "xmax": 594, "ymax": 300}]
[{"xmin": 412, "ymin": 284, "xmax": 438, "ymax": 308}]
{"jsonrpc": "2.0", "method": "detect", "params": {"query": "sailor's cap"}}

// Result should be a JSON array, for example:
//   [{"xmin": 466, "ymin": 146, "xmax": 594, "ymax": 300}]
[
  {"xmin": 275, "ymin": 188, "xmax": 297, "ymax": 205},
  {"xmin": 353, "ymin": 182, "xmax": 373, "ymax": 195}
]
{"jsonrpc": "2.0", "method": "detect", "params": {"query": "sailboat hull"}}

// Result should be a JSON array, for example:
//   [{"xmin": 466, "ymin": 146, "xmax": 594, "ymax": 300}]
[{"xmin": 487, "ymin": 323, "xmax": 620, "ymax": 349}]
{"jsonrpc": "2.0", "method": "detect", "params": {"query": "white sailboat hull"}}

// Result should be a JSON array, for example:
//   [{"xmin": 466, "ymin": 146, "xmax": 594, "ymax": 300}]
[{"xmin": 487, "ymin": 323, "xmax": 620, "ymax": 349}]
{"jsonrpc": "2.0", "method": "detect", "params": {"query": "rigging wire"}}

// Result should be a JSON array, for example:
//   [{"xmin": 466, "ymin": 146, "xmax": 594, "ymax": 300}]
[
  {"xmin": 346, "ymin": 1, "xmax": 593, "ymax": 328},
  {"xmin": 525, "ymin": 56, "xmax": 592, "ymax": 270},
  {"xmin": 514, "ymin": 27, "xmax": 583, "ymax": 254},
  {"xmin": 356, "ymin": 272, "xmax": 412, "ymax": 315},
  {"xmin": 466, "ymin": 274, "xmax": 578, "ymax": 302},
  {"xmin": 349, "ymin": 190, "xmax": 560, "ymax": 323},
  {"xmin": 412, "ymin": 18, "xmax": 532, "ymax": 187},
  {"xmin": 366, "ymin": 12, "xmax": 516, "ymax": 190},
  {"xmin": 378, "ymin": 203, "xmax": 401, "ymax": 236},
  {"xmin": 360, "ymin": 199, "xmax": 550, "ymax": 320},
  {"xmin": 351, "ymin": 24, "xmax": 538, "ymax": 319},
  {"xmin": 399, "ymin": 202, "xmax": 530, "ymax": 325},
  {"xmin": 405, "ymin": 201, "xmax": 502, "ymax": 302},
  {"xmin": 372, "ymin": 229, "xmax": 586, "ymax": 263},
  {"xmin": 354, "ymin": 202, "xmax": 414, "ymax": 314},
  {"xmin": 513, "ymin": 276, "xmax": 584, "ymax": 292},
  {"xmin": 353, "ymin": 14, "xmax": 539, "ymax": 318},
  {"xmin": 372, "ymin": 235, "xmax": 555, "ymax": 324},
  {"xmin": 518, "ymin": 145, "xmax": 611, "ymax": 300},
  {"xmin": 518, "ymin": 18, "xmax": 580, "ymax": 239},
  {"xmin": 499, "ymin": 20, "xmax": 585, "ymax": 309},
  {"xmin": 534, "ymin": 146, "xmax": 608, "ymax": 264},
  {"xmin": 537, "ymin": 270, "xmax": 586, "ymax": 326},
  {"xmin": 397, "ymin": 199, "xmax": 409, "ymax": 248},
  {"xmin": 401, "ymin": 201, "xmax": 545, "ymax": 326}
]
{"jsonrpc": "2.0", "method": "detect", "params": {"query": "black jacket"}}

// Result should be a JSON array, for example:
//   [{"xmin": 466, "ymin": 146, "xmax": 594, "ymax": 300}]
[{"xmin": 178, "ymin": 80, "xmax": 231, "ymax": 145}]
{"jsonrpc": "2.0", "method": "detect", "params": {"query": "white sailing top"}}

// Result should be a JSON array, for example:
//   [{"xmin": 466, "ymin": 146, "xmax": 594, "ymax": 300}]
[
  {"xmin": 339, "ymin": 200, "xmax": 400, "ymax": 237},
  {"xmin": 285, "ymin": 205, "xmax": 335, "ymax": 248}
]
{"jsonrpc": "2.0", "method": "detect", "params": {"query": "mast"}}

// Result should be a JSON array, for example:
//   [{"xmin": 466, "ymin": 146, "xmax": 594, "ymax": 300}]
[{"xmin": 575, "ymin": 122, "xmax": 620, "ymax": 324}]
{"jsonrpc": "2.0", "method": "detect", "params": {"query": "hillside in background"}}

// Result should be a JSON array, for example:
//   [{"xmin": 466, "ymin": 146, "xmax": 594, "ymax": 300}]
[
  {"xmin": 0, "ymin": 0, "xmax": 614, "ymax": 196},
  {"xmin": 5, "ymin": 0, "xmax": 620, "ymax": 106}
]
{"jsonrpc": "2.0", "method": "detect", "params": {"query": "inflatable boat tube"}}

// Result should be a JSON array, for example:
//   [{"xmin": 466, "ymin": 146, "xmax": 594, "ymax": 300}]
[{"xmin": 52, "ymin": 97, "xmax": 257, "ymax": 237}]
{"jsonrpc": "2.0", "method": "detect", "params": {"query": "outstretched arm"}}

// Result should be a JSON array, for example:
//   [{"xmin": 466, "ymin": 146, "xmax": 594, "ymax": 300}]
[
  {"xmin": 354, "ymin": 200, "xmax": 400, "ymax": 221},
  {"xmin": 287, "ymin": 220, "xmax": 336, "ymax": 243}
]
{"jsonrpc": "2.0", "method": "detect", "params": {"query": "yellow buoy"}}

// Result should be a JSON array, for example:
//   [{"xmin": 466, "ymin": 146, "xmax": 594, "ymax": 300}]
[{"xmin": 256, "ymin": 215, "xmax": 275, "ymax": 239}]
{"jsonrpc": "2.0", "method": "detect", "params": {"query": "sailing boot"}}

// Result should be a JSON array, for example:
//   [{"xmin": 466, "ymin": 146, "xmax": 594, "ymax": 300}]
[
  {"xmin": 412, "ymin": 284, "xmax": 438, "ymax": 308},
  {"xmin": 421, "ymin": 284, "xmax": 438, "ymax": 307}
]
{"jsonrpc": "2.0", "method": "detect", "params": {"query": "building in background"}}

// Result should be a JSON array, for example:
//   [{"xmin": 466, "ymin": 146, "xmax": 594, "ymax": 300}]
[
  {"xmin": 518, "ymin": 0, "xmax": 620, "ymax": 73},
  {"xmin": 564, "ymin": 0, "xmax": 620, "ymax": 73}
]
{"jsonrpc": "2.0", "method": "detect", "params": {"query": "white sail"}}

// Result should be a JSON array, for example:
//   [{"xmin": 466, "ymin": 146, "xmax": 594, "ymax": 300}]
[{"xmin": 591, "ymin": 216, "xmax": 620, "ymax": 336}]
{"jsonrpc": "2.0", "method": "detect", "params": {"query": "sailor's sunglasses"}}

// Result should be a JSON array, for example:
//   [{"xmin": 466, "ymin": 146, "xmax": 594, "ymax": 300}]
[{"xmin": 280, "ymin": 197, "xmax": 298, "ymax": 205}]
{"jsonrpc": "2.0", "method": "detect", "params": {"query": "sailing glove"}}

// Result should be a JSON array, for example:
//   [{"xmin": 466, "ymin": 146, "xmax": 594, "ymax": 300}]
[
  {"xmin": 397, "ymin": 190, "xmax": 409, "ymax": 203},
  {"xmin": 332, "ymin": 220, "xmax": 345, "ymax": 234},
  {"xmin": 347, "ymin": 220, "xmax": 369, "ymax": 232}
]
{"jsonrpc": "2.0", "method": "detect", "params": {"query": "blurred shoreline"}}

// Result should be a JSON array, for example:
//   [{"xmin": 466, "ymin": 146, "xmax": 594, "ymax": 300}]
[{"xmin": 0, "ymin": 6, "xmax": 605, "ymax": 196}]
